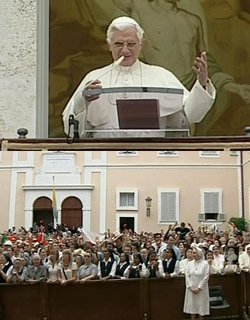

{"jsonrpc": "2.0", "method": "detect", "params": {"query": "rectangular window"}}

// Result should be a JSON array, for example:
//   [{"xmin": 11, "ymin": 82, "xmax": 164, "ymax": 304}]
[
  {"xmin": 116, "ymin": 189, "xmax": 138, "ymax": 210},
  {"xmin": 120, "ymin": 193, "xmax": 134, "ymax": 207},
  {"xmin": 116, "ymin": 151, "xmax": 138, "ymax": 157},
  {"xmin": 199, "ymin": 151, "xmax": 220, "ymax": 158},
  {"xmin": 158, "ymin": 189, "xmax": 179, "ymax": 223},
  {"xmin": 157, "ymin": 151, "xmax": 178, "ymax": 157},
  {"xmin": 200, "ymin": 189, "xmax": 223, "ymax": 221}
]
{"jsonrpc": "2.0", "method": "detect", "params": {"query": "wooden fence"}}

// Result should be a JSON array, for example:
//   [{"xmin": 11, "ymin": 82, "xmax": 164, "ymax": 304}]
[{"xmin": 0, "ymin": 273, "xmax": 249, "ymax": 320}]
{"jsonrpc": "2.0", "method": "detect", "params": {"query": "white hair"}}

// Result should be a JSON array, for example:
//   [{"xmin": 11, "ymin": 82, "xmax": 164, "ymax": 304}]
[
  {"xmin": 106, "ymin": 16, "xmax": 144, "ymax": 44},
  {"xmin": 32, "ymin": 253, "xmax": 41, "ymax": 261}
]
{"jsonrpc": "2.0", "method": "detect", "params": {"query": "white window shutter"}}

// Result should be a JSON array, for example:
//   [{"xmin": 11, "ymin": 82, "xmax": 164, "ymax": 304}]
[
  {"xmin": 160, "ymin": 192, "xmax": 177, "ymax": 222},
  {"xmin": 204, "ymin": 192, "xmax": 219, "ymax": 213}
]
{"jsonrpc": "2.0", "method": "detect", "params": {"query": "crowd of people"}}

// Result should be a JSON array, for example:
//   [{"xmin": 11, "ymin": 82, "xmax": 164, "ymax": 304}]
[
  {"xmin": 1, "ymin": 221, "xmax": 250, "ymax": 319},
  {"xmin": 0, "ymin": 221, "xmax": 250, "ymax": 284}
]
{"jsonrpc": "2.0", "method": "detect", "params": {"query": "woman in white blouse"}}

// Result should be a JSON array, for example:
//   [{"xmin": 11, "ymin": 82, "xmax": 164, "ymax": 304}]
[
  {"xmin": 58, "ymin": 249, "xmax": 77, "ymax": 285},
  {"xmin": 212, "ymin": 245, "xmax": 224, "ymax": 271},
  {"xmin": 45, "ymin": 249, "xmax": 60, "ymax": 283},
  {"xmin": 239, "ymin": 244, "xmax": 250, "ymax": 272}
]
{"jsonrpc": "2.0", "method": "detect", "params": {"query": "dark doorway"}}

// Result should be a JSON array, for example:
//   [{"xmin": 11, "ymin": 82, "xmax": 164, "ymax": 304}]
[
  {"xmin": 119, "ymin": 217, "xmax": 134, "ymax": 233},
  {"xmin": 33, "ymin": 197, "xmax": 53, "ymax": 229},
  {"xmin": 33, "ymin": 210, "xmax": 53, "ymax": 228}
]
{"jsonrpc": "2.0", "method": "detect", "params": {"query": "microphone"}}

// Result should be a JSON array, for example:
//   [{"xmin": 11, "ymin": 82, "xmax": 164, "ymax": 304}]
[
  {"xmin": 66, "ymin": 56, "xmax": 125, "ymax": 142},
  {"xmin": 82, "ymin": 56, "xmax": 125, "ymax": 96},
  {"xmin": 68, "ymin": 114, "xmax": 79, "ymax": 142},
  {"xmin": 114, "ymin": 55, "xmax": 125, "ymax": 66}
]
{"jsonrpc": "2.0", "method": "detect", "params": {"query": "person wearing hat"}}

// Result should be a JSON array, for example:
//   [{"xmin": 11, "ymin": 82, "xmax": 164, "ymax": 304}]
[
  {"xmin": 3, "ymin": 240, "xmax": 15, "ymax": 263},
  {"xmin": 183, "ymin": 244, "xmax": 210, "ymax": 320},
  {"xmin": 113, "ymin": 232, "xmax": 123, "ymax": 255},
  {"xmin": 63, "ymin": 16, "xmax": 216, "ymax": 138},
  {"xmin": 3, "ymin": 240, "xmax": 13, "ymax": 247}
]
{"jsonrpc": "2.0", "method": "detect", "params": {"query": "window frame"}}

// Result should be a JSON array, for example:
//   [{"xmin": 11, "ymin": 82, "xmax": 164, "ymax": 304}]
[
  {"xmin": 158, "ymin": 188, "xmax": 179, "ymax": 224},
  {"xmin": 200, "ymin": 189, "xmax": 223, "ymax": 222},
  {"xmin": 116, "ymin": 188, "xmax": 138, "ymax": 211}
]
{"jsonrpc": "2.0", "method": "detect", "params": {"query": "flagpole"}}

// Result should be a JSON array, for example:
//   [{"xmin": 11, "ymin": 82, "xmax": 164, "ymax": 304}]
[{"xmin": 52, "ymin": 176, "xmax": 58, "ymax": 228}]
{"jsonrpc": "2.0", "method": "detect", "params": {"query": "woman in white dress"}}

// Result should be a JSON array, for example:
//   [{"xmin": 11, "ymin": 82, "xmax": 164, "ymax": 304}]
[{"xmin": 183, "ymin": 244, "xmax": 210, "ymax": 320}]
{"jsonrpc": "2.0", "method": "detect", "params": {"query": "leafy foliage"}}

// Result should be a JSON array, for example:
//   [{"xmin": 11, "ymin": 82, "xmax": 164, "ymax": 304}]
[{"xmin": 229, "ymin": 217, "xmax": 248, "ymax": 231}]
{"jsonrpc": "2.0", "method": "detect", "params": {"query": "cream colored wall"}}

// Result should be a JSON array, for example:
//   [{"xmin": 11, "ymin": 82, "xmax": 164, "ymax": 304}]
[
  {"xmin": 0, "ymin": 151, "xmax": 15, "ymax": 164},
  {"xmin": 33, "ymin": 151, "xmax": 43, "ymax": 170},
  {"xmin": 106, "ymin": 152, "xmax": 241, "ymax": 232},
  {"xmin": 0, "ymin": 151, "xmax": 34, "ymax": 230},
  {"xmin": 0, "ymin": 169, "xmax": 12, "ymax": 231},
  {"xmin": 91, "ymin": 172, "xmax": 101, "ymax": 233},
  {"xmin": 15, "ymin": 172, "xmax": 26, "ymax": 228}
]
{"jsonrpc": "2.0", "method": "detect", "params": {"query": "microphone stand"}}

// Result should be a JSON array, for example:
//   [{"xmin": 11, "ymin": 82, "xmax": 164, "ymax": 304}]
[
  {"xmin": 65, "ymin": 56, "xmax": 125, "ymax": 143},
  {"xmin": 67, "ymin": 114, "xmax": 80, "ymax": 143}
]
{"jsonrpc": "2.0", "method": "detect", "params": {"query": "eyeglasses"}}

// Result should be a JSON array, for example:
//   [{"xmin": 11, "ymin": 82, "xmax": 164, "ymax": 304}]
[
  {"xmin": 113, "ymin": 41, "xmax": 138, "ymax": 50},
  {"xmin": 84, "ymin": 255, "xmax": 91, "ymax": 257}
]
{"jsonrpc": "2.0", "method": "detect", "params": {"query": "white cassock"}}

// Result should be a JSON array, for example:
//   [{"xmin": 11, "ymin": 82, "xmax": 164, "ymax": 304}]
[
  {"xmin": 62, "ymin": 60, "xmax": 216, "ymax": 138},
  {"xmin": 183, "ymin": 259, "xmax": 210, "ymax": 316}
]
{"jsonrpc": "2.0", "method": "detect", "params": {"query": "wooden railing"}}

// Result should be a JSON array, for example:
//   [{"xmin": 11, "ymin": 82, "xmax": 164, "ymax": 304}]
[
  {"xmin": 1, "ymin": 136, "xmax": 250, "ymax": 151},
  {"xmin": 246, "ymin": 272, "xmax": 250, "ymax": 316},
  {"xmin": 0, "ymin": 273, "xmax": 249, "ymax": 320}
]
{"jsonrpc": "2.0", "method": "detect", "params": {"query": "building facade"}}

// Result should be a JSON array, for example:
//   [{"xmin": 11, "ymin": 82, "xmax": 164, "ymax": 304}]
[{"xmin": 0, "ymin": 150, "xmax": 249, "ymax": 234}]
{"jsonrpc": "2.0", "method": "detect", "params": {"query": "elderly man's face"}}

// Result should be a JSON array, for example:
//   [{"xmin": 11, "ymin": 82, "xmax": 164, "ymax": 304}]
[{"xmin": 108, "ymin": 28, "xmax": 142, "ymax": 67}]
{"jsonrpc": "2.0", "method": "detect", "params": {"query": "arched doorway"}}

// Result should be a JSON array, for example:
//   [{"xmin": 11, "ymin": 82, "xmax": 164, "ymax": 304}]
[
  {"xmin": 61, "ymin": 197, "xmax": 82, "ymax": 229},
  {"xmin": 33, "ymin": 197, "xmax": 53, "ymax": 229}
]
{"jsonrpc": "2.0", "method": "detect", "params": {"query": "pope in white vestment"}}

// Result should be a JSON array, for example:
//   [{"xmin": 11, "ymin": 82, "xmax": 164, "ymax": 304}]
[{"xmin": 62, "ymin": 16, "xmax": 216, "ymax": 138}]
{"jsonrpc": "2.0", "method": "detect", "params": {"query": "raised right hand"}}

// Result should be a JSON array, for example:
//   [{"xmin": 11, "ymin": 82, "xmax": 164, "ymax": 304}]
[{"xmin": 84, "ymin": 80, "xmax": 102, "ymax": 102}]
